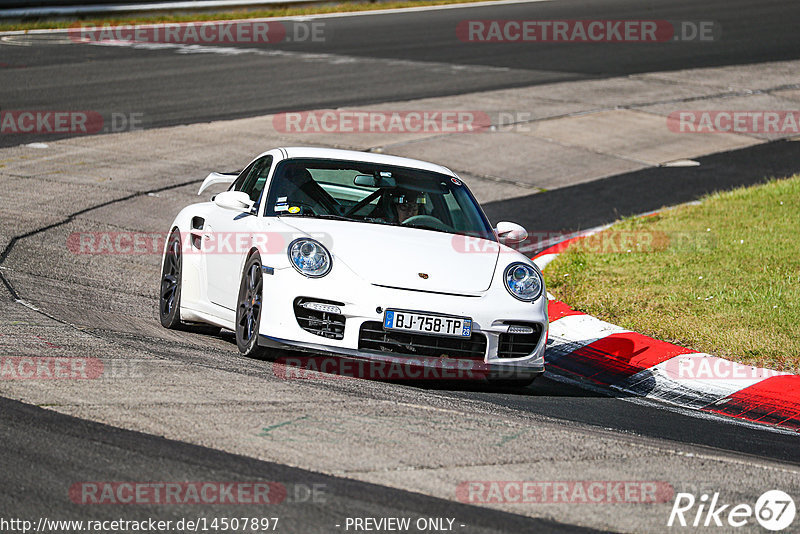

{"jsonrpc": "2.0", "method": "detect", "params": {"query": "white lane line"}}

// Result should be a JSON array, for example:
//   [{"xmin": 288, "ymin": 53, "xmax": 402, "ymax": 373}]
[
  {"xmin": 0, "ymin": 0, "xmax": 553, "ymax": 36},
  {"xmin": 273, "ymin": 0, "xmax": 552, "ymax": 21},
  {"xmin": 82, "ymin": 39, "xmax": 516, "ymax": 74}
]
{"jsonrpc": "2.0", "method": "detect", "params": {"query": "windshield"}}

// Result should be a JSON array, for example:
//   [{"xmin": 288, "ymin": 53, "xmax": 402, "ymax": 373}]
[{"xmin": 263, "ymin": 158, "xmax": 495, "ymax": 240}]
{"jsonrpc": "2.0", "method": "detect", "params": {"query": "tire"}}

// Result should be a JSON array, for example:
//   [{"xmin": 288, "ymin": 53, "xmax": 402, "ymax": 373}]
[
  {"xmin": 235, "ymin": 252, "xmax": 265, "ymax": 358},
  {"xmin": 159, "ymin": 228, "xmax": 183, "ymax": 329}
]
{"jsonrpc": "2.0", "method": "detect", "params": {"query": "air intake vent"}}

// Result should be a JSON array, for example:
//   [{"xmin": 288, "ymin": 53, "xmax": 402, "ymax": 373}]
[
  {"xmin": 497, "ymin": 323, "xmax": 543, "ymax": 359},
  {"xmin": 293, "ymin": 297, "xmax": 345, "ymax": 340},
  {"xmin": 358, "ymin": 321, "xmax": 486, "ymax": 359}
]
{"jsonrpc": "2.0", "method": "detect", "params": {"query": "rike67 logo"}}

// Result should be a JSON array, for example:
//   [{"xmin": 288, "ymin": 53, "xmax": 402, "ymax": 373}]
[{"xmin": 668, "ymin": 490, "xmax": 796, "ymax": 531}]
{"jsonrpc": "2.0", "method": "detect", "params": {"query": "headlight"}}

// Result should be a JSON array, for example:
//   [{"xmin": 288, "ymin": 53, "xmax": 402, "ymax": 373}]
[
  {"xmin": 503, "ymin": 262, "xmax": 543, "ymax": 301},
  {"xmin": 288, "ymin": 238, "xmax": 332, "ymax": 277}
]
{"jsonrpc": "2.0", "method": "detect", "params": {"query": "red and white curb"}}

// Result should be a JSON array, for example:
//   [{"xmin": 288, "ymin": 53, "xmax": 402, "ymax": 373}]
[{"xmin": 532, "ymin": 237, "xmax": 800, "ymax": 433}]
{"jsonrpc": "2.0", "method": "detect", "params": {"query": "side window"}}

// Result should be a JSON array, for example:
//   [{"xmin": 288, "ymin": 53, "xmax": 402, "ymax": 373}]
[
  {"xmin": 243, "ymin": 156, "xmax": 273, "ymax": 204},
  {"xmin": 230, "ymin": 161, "xmax": 256, "ymax": 192},
  {"xmin": 232, "ymin": 156, "xmax": 273, "ymax": 208}
]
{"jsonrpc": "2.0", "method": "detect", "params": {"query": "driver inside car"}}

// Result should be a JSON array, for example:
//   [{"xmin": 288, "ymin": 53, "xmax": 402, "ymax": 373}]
[{"xmin": 387, "ymin": 189, "xmax": 426, "ymax": 223}]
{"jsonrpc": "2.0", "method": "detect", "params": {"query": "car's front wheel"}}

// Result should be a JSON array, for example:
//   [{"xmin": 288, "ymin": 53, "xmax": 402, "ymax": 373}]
[{"xmin": 236, "ymin": 252, "xmax": 265, "ymax": 357}]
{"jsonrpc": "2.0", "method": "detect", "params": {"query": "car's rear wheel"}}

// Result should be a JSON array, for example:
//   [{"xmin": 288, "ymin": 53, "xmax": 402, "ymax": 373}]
[
  {"xmin": 159, "ymin": 228, "xmax": 220, "ymax": 335},
  {"xmin": 159, "ymin": 228, "xmax": 183, "ymax": 329},
  {"xmin": 236, "ymin": 252, "xmax": 265, "ymax": 357}
]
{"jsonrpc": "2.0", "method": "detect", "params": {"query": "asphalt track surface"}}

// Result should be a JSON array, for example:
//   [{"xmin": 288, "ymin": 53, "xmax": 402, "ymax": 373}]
[
  {"xmin": 483, "ymin": 139, "xmax": 800, "ymax": 233},
  {"xmin": 1, "ymin": 0, "xmax": 800, "ymax": 147},
  {"xmin": 0, "ymin": 397, "xmax": 598, "ymax": 533},
  {"xmin": 2, "ymin": 0, "xmax": 800, "ymax": 531}
]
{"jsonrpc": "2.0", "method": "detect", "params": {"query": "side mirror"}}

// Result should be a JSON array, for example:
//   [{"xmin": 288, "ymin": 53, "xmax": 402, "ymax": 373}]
[
  {"xmin": 495, "ymin": 221, "xmax": 528, "ymax": 243},
  {"xmin": 214, "ymin": 191, "xmax": 254, "ymax": 212}
]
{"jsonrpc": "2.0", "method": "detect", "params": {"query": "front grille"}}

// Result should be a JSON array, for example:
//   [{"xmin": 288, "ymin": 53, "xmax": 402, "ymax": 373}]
[
  {"xmin": 293, "ymin": 298, "xmax": 345, "ymax": 340},
  {"xmin": 358, "ymin": 321, "xmax": 486, "ymax": 359},
  {"xmin": 497, "ymin": 324, "xmax": 543, "ymax": 359}
]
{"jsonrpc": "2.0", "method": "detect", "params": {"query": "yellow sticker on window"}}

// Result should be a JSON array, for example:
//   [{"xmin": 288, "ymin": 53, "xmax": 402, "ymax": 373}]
[{"xmin": 288, "ymin": 206, "xmax": 300, "ymax": 214}]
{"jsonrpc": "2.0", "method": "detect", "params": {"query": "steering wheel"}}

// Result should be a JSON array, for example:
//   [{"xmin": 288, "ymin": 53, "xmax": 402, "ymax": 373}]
[{"xmin": 401, "ymin": 215, "xmax": 451, "ymax": 232}]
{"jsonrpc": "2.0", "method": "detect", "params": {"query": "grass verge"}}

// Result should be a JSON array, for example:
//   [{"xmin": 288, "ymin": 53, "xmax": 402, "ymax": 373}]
[
  {"xmin": 0, "ymin": 0, "xmax": 490, "ymax": 32},
  {"xmin": 543, "ymin": 174, "xmax": 800, "ymax": 372}
]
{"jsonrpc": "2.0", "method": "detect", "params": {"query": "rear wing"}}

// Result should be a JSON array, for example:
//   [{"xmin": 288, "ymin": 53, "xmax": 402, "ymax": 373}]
[{"xmin": 198, "ymin": 172, "xmax": 238, "ymax": 195}]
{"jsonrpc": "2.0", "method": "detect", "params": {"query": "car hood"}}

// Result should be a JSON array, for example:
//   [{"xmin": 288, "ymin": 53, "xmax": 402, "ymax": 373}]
[{"xmin": 279, "ymin": 218, "xmax": 500, "ymax": 294}]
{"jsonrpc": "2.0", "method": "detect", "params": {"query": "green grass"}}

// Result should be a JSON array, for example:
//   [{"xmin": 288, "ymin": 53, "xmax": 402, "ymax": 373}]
[
  {"xmin": 544, "ymin": 174, "xmax": 800, "ymax": 372},
  {"xmin": 0, "ymin": 0, "xmax": 489, "ymax": 32}
]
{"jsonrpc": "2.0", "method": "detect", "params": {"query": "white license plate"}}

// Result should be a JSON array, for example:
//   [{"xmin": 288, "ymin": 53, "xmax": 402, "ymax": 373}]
[{"xmin": 383, "ymin": 310, "xmax": 472, "ymax": 338}]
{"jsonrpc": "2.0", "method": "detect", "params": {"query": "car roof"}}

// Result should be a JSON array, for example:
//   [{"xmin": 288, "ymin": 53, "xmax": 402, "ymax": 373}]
[{"xmin": 272, "ymin": 147, "xmax": 458, "ymax": 177}]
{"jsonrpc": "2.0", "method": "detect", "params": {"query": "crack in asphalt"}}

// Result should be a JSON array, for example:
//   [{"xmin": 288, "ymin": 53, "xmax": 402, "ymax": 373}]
[
  {"xmin": 0, "ymin": 177, "xmax": 201, "ymax": 297},
  {"xmin": 0, "ymin": 177, "xmax": 203, "ymax": 353}
]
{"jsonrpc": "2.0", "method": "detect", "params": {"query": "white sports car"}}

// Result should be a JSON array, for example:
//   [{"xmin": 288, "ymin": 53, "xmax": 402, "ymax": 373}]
[{"xmin": 159, "ymin": 147, "xmax": 547, "ymax": 382}]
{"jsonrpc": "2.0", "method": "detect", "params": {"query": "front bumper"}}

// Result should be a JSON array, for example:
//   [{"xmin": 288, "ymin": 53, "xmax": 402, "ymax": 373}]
[
  {"xmin": 258, "ymin": 263, "xmax": 548, "ymax": 372},
  {"xmin": 260, "ymin": 333, "xmax": 544, "ymax": 377}
]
